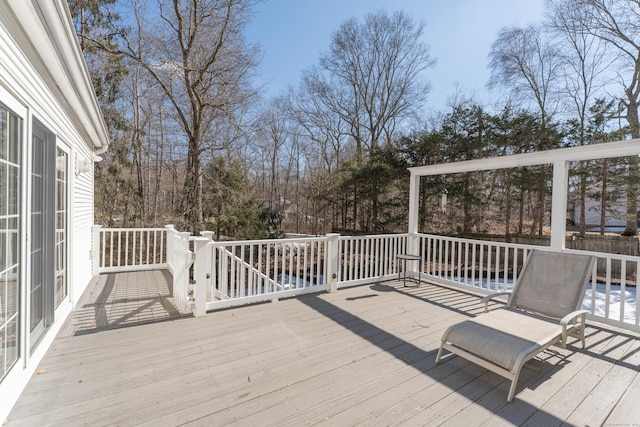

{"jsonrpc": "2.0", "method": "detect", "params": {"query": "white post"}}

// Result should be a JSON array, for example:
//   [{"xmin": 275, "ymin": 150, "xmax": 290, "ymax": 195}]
[
  {"xmin": 200, "ymin": 230, "xmax": 215, "ymax": 241},
  {"xmin": 192, "ymin": 237, "xmax": 210, "ymax": 317},
  {"xmin": 91, "ymin": 225, "xmax": 101, "ymax": 275},
  {"xmin": 407, "ymin": 173, "xmax": 420, "ymax": 254},
  {"xmin": 325, "ymin": 233, "xmax": 340, "ymax": 293},
  {"xmin": 165, "ymin": 224, "xmax": 175, "ymax": 273},
  {"xmin": 179, "ymin": 231, "xmax": 191, "ymax": 244},
  {"xmin": 550, "ymin": 160, "xmax": 568, "ymax": 251}
]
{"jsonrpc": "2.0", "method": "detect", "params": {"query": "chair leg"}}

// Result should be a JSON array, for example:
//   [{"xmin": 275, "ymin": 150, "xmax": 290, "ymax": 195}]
[
  {"xmin": 507, "ymin": 368, "xmax": 523, "ymax": 403},
  {"xmin": 579, "ymin": 316, "xmax": 587, "ymax": 348},
  {"xmin": 435, "ymin": 344, "xmax": 445, "ymax": 365}
]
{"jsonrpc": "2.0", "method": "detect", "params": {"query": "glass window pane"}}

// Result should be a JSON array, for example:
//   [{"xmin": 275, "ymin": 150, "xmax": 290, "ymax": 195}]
[
  {"xmin": 8, "ymin": 113, "xmax": 21, "ymax": 165},
  {"xmin": 8, "ymin": 166, "xmax": 18, "ymax": 215},
  {"xmin": 0, "ymin": 108, "xmax": 6, "ymax": 160},
  {"xmin": 0, "ymin": 163, "xmax": 6, "ymax": 216},
  {"xmin": 55, "ymin": 149, "xmax": 67, "ymax": 306}
]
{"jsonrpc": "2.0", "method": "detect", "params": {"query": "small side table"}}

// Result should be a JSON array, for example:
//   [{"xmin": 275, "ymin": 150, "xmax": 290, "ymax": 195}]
[{"xmin": 397, "ymin": 254, "xmax": 422, "ymax": 287}]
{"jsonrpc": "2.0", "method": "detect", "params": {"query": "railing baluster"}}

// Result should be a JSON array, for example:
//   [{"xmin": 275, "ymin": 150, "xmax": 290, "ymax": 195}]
[
  {"xmin": 443, "ymin": 239, "xmax": 449, "ymax": 279},
  {"xmin": 636, "ymin": 260, "xmax": 640, "ymax": 328},
  {"xmin": 479, "ymin": 244, "xmax": 485, "ymax": 289},
  {"xmin": 606, "ymin": 257, "xmax": 612, "ymax": 319},
  {"xmin": 211, "ymin": 244, "xmax": 218, "ymax": 297},
  {"xmin": 469, "ymin": 241, "xmax": 474, "ymax": 285},
  {"xmin": 463, "ymin": 241, "xmax": 469, "ymax": 286},
  {"xmin": 620, "ymin": 260, "xmax": 626, "ymax": 323},
  {"xmin": 125, "ymin": 231, "xmax": 130, "ymax": 268},
  {"xmin": 494, "ymin": 245, "xmax": 500, "ymax": 292}
]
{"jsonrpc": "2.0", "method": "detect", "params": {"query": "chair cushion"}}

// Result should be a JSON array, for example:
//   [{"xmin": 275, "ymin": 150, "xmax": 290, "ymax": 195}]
[{"xmin": 443, "ymin": 308, "xmax": 563, "ymax": 372}]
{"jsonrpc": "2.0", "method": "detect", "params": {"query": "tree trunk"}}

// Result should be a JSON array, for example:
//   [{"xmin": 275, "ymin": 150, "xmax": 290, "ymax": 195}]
[
  {"xmin": 579, "ymin": 161, "xmax": 587, "ymax": 234},
  {"xmin": 505, "ymin": 171, "xmax": 512, "ymax": 241},
  {"xmin": 183, "ymin": 136, "xmax": 204, "ymax": 233},
  {"xmin": 623, "ymin": 100, "xmax": 639, "ymax": 236},
  {"xmin": 600, "ymin": 160, "xmax": 608, "ymax": 236},
  {"xmin": 518, "ymin": 188, "xmax": 525, "ymax": 235}
]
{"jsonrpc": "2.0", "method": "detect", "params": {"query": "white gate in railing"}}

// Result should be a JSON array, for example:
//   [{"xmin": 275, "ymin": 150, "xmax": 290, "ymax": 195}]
[{"xmin": 193, "ymin": 235, "xmax": 335, "ymax": 311}]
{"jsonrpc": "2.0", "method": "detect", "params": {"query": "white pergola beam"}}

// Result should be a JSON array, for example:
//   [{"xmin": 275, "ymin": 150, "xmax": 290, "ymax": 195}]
[
  {"xmin": 407, "ymin": 138, "xmax": 640, "ymax": 248},
  {"xmin": 409, "ymin": 139, "xmax": 640, "ymax": 177}
]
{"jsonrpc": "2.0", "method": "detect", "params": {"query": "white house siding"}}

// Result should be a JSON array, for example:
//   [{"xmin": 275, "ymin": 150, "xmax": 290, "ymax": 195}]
[
  {"xmin": 572, "ymin": 198, "xmax": 627, "ymax": 229},
  {"xmin": 569, "ymin": 186, "xmax": 628, "ymax": 230},
  {"xmin": 0, "ymin": 0, "xmax": 108, "ymax": 421},
  {"xmin": 72, "ymin": 143, "xmax": 96, "ymax": 297}
]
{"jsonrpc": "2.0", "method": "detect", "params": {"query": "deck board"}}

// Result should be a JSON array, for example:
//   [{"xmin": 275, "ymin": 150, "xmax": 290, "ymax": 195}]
[{"xmin": 6, "ymin": 273, "xmax": 640, "ymax": 426}]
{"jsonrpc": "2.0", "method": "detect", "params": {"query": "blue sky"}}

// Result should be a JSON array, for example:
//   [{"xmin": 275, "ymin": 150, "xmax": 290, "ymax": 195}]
[{"xmin": 246, "ymin": 0, "xmax": 545, "ymax": 113}]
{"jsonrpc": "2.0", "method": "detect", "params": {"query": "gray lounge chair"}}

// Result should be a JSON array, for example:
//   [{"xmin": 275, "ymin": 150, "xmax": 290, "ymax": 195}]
[{"xmin": 435, "ymin": 249, "xmax": 596, "ymax": 402}]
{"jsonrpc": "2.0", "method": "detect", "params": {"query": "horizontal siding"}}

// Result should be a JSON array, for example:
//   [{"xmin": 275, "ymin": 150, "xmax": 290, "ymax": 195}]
[
  {"xmin": 1, "ymin": 3, "xmax": 97, "ymax": 300},
  {"xmin": 72, "ymin": 147, "xmax": 95, "ymax": 298}
]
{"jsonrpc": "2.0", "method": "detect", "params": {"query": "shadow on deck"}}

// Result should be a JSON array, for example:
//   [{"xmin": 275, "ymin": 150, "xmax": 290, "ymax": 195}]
[
  {"xmin": 7, "ymin": 280, "xmax": 640, "ymax": 426},
  {"xmin": 60, "ymin": 270, "xmax": 191, "ymax": 337}
]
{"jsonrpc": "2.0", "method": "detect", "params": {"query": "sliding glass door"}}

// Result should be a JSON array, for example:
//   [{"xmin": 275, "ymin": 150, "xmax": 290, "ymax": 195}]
[
  {"xmin": 30, "ymin": 118, "xmax": 56, "ymax": 350},
  {"xmin": 0, "ymin": 103, "xmax": 21, "ymax": 381}
]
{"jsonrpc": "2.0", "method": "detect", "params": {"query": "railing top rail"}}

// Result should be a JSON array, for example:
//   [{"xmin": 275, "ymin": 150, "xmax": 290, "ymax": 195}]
[
  {"xmin": 415, "ymin": 233, "xmax": 540, "ymax": 249},
  {"xmin": 564, "ymin": 247, "xmax": 640, "ymax": 262},
  {"xmin": 416, "ymin": 232, "xmax": 640, "ymax": 261},
  {"xmin": 337, "ymin": 233, "xmax": 409, "ymax": 241},
  {"xmin": 98, "ymin": 227, "xmax": 167, "ymax": 233},
  {"xmin": 209, "ymin": 236, "xmax": 328, "ymax": 246}
]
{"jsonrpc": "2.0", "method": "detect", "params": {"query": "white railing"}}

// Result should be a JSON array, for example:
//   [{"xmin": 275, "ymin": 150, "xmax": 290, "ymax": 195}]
[
  {"xmin": 165, "ymin": 226, "xmax": 194, "ymax": 313},
  {"xmin": 337, "ymin": 234, "xmax": 409, "ymax": 286},
  {"xmin": 91, "ymin": 226, "xmax": 639, "ymax": 332},
  {"xmin": 91, "ymin": 225, "xmax": 193, "ymax": 314},
  {"xmin": 92, "ymin": 226, "xmax": 167, "ymax": 273},
  {"xmin": 416, "ymin": 234, "xmax": 531, "ymax": 293},
  {"xmin": 194, "ymin": 236, "xmax": 331, "ymax": 311},
  {"xmin": 415, "ymin": 233, "xmax": 640, "ymax": 333}
]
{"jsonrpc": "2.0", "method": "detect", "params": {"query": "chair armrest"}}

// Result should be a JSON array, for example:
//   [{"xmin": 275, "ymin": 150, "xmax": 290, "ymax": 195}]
[
  {"xmin": 559, "ymin": 309, "xmax": 589, "ymax": 348},
  {"xmin": 481, "ymin": 292, "xmax": 511, "ymax": 313}
]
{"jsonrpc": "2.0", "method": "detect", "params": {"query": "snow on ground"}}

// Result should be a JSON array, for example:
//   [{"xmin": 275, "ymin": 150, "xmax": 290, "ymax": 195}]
[
  {"xmin": 583, "ymin": 282, "xmax": 637, "ymax": 324},
  {"xmin": 451, "ymin": 276, "xmax": 638, "ymax": 326}
]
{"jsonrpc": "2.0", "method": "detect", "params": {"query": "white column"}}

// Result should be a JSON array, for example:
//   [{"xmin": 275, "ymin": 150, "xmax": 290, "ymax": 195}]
[
  {"xmin": 407, "ymin": 173, "xmax": 420, "ymax": 256},
  {"xmin": 550, "ymin": 160, "xmax": 568, "ymax": 251},
  {"xmin": 408, "ymin": 173, "xmax": 420, "ymax": 235}
]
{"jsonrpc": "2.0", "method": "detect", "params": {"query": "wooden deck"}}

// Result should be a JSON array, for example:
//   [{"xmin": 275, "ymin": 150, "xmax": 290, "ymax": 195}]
[
  {"xmin": 60, "ymin": 270, "xmax": 187, "ymax": 336},
  {"xmin": 7, "ymin": 274, "xmax": 640, "ymax": 426}
]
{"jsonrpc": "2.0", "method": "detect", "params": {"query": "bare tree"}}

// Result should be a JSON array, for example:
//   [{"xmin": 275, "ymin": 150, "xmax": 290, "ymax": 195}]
[
  {"xmin": 489, "ymin": 24, "xmax": 562, "ymax": 234},
  {"xmin": 546, "ymin": 0, "xmax": 611, "ymax": 234},
  {"xmin": 86, "ymin": 0, "xmax": 261, "ymax": 232},
  {"xmin": 489, "ymin": 25, "xmax": 561, "ymax": 127},
  {"xmin": 317, "ymin": 10, "xmax": 434, "ymax": 155},
  {"xmin": 256, "ymin": 96, "xmax": 291, "ymax": 211},
  {"xmin": 566, "ymin": 0, "xmax": 640, "ymax": 235},
  {"xmin": 305, "ymin": 10, "xmax": 433, "ymax": 229}
]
